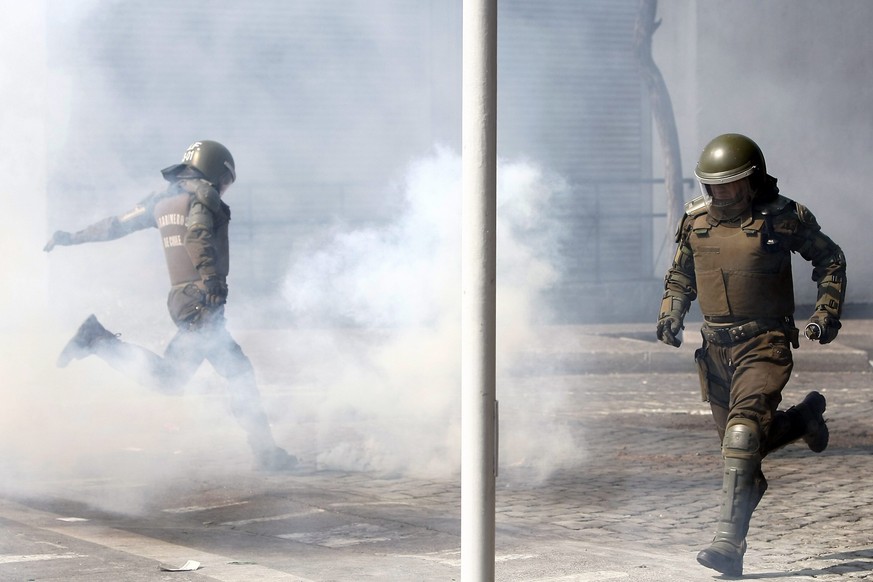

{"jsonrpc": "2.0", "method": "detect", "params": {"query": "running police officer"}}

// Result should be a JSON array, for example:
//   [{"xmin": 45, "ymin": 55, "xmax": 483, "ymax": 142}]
[
  {"xmin": 657, "ymin": 133, "xmax": 846, "ymax": 576},
  {"xmin": 45, "ymin": 140, "xmax": 298, "ymax": 472}
]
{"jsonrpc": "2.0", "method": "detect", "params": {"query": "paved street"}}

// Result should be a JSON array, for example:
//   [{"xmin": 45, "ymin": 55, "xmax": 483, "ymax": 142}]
[{"xmin": 2, "ymin": 320, "xmax": 872, "ymax": 581}]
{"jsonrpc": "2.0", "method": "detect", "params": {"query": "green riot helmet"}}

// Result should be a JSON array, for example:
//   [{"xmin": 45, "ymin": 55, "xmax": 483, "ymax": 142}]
[
  {"xmin": 162, "ymin": 140, "xmax": 236, "ymax": 191},
  {"xmin": 694, "ymin": 133, "xmax": 766, "ymax": 221}
]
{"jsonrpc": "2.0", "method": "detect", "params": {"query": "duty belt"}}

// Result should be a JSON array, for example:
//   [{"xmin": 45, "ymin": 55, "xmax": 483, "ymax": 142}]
[{"xmin": 700, "ymin": 318, "xmax": 788, "ymax": 345}]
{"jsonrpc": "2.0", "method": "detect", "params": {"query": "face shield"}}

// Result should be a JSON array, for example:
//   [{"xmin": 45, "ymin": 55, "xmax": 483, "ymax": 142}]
[
  {"xmin": 699, "ymin": 176, "xmax": 755, "ymax": 221},
  {"xmin": 700, "ymin": 178, "xmax": 755, "ymax": 220},
  {"xmin": 216, "ymin": 169, "xmax": 235, "ymax": 196}
]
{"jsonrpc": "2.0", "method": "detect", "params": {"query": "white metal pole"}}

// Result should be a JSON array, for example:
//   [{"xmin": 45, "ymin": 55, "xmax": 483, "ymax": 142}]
[{"xmin": 461, "ymin": 0, "xmax": 497, "ymax": 580}]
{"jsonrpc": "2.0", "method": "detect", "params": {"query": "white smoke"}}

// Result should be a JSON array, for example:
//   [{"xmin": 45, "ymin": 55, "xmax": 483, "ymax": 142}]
[
  {"xmin": 0, "ymin": 2, "xmax": 262, "ymax": 503},
  {"xmin": 0, "ymin": 1, "xmax": 588, "ymax": 515},
  {"xmin": 279, "ymin": 148, "xmax": 582, "ymax": 479}
]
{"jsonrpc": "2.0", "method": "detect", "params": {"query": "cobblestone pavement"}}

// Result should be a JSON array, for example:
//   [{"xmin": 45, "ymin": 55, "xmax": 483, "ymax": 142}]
[
  {"xmin": 496, "ymin": 370, "xmax": 873, "ymax": 580},
  {"xmin": 2, "ymin": 323, "xmax": 872, "ymax": 581}
]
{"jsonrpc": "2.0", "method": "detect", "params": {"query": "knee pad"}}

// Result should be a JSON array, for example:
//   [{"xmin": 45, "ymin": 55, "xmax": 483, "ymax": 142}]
[{"xmin": 722, "ymin": 419, "xmax": 761, "ymax": 459}]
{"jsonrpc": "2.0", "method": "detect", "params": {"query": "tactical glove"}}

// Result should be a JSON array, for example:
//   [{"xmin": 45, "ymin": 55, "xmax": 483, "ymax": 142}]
[
  {"xmin": 203, "ymin": 277, "xmax": 228, "ymax": 306},
  {"xmin": 656, "ymin": 315, "xmax": 683, "ymax": 347},
  {"xmin": 43, "ymin": 230, "xmax": 73, "ymax": 252},
  {"xmin": 804, "ymin": 312, "xmax": 840, "ymax": 344}
]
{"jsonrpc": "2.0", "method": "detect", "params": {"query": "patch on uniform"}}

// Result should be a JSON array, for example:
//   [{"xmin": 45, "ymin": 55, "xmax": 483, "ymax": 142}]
[
  {"xmin": 163, "ymin": 234, "xmax": 184, "ymax": 248},
  {"xmin": 119, "ymin": 206, "xmax": 146, "ymax": 223}
]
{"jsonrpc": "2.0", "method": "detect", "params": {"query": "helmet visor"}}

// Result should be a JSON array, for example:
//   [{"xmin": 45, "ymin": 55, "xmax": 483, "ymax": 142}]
[{"xmin": 700, "ymin": 178, "xmax": 754, "ymax": 220}]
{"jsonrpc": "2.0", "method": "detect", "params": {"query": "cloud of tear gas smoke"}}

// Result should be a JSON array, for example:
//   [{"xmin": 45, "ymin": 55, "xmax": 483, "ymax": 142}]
[
  {"xmin": 0, "ymin": 5, "xmax": 275, "ymax": 513},
  {"xmin": 279, "ymin": 148, "xmax": 583, "ymax": 480},
  {"xmin": 0, "ymin": 5, "xmax": 152, "ymax": 512},
  {"xmin": 0, "ymin": 1, "xmax": 586, "ymax": 516},
  {"xmin": 0, "ymin": 190, "xmax": 281, "ymax": 513}
]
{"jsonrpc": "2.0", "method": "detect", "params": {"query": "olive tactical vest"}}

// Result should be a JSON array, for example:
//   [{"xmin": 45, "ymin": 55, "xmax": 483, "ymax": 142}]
[{"xmin": 686, "ymin": 213, "xmax": 794, "ymax": 321}]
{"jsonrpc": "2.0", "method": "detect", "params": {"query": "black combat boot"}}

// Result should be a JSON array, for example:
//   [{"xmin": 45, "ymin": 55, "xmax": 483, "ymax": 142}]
[
  {"xmin": 697, "ymin": 423, "xmax": 761, "ymax": 577},
  {"xmin": 762, "ymin": 391, "xmax": 828, "ymax": 455},
  {"xmin": 795, "ymin": 391, "xmax": 828, "ymax": 453},
  {"xmin": 57, "ymin": 314, "xmax": 119, "ymax": 368}
]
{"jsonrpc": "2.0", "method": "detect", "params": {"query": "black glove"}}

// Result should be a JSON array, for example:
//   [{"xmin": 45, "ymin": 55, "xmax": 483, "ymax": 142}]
[
  {"xmin": 656, "ymin": 315, "xmax": 683, "ymax": 347},
  {"xmin": 203, "ymin": 277, "xmax": 228, "ymax": 307},
  {"xmin": 44, "ymin": 230, "xmax": 73, "ymax": 252},
  {"xmin": 805, "ymin": 313, "xmax": 840, "ymax": 344}
]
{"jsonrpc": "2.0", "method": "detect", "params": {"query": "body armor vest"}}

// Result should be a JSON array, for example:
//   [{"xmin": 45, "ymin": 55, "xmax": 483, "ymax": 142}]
[
  {"xmin": 153, "ymin": 191, "xmax": 230, "ymax": 287},
  {"xmin": 687, "ymin": 213, "xmax": 794, "ymax": 321}
]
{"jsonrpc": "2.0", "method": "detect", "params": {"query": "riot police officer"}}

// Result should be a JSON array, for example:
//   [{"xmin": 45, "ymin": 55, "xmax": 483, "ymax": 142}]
[
  {"xmin": 45, "ymin": 140, "xmax": 298, "ymax": 472},
  {"xmin": 657, "ymin": 133, "xmax": 846, "ymax": 576}
]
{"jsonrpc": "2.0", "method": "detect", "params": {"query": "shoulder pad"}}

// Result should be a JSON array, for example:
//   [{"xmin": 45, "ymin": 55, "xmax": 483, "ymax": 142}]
[
  {"xmin": 793, "ymin": 201, "xmax": 821, "ymax": 229},
  {"xmin": 182, "ymin": 179, "xmax": 222, "ymax": 213},
  {"xmin": 757, "ymin": 194, "xmax": 793, "ymax": 216},
  {"xmin": 674, "ymin": 212, "xmax": 695, "ymax": 243},
  {"xmin": 196, "ymin": 187, "xmax": 222, "ymax": 214},
  {"xmin": 684, "ymin": 195, "xmax": 708, "ymax": 217}
]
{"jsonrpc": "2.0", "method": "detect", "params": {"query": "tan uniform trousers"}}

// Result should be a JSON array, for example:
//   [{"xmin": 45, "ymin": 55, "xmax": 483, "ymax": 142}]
[{"xmin": 695, "ymin": 329, "xmax": 794, "ymax": 452}]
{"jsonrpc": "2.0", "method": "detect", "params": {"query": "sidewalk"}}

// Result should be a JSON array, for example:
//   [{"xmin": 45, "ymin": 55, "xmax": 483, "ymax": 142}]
[{"xmin": 2, "ymin": 319, "xmax": 872, "ymax": 581}]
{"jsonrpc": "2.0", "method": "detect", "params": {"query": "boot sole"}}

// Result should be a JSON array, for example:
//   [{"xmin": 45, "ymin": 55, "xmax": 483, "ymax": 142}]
[
  {"xmin": 804, "ymin": 420, "xmax": 829, "ymax": 453},
  {"xmin": 56, "ymin": 314, "xmax": 101, "ymax": 368},
  {"xmin": 803, "ymin": 391, "xmax": 829, "ymax": 453},
  {"xmin": 697, "ymin": 550, "xmax": 743, "ymax": 577}
]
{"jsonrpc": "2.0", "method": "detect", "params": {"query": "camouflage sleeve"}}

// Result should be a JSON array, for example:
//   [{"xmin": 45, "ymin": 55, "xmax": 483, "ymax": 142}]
[
  {"xmin": 790, "ymin": 203, "xmax": 846, "ymax": 319},
  {"xmin": 68, "ymin": 195, "xmax": 157, "ymax": 244},
  {"xmin": 659, "ymin": 215, "xmax": 697, "ymax": 320},
  {"xmin": 184, "ymin": 181, "xmax": 222, "ymax": 281}
]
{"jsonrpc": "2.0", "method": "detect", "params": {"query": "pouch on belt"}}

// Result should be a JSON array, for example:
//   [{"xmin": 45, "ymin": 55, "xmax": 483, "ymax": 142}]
[{"xmin": 694, "ymin": 345, "xmax": 711, "ymax": 403}]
